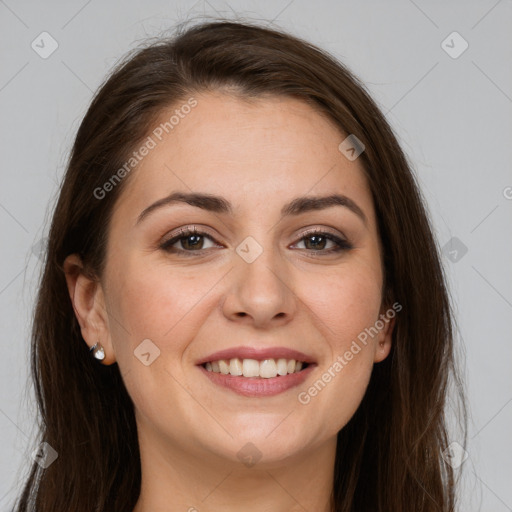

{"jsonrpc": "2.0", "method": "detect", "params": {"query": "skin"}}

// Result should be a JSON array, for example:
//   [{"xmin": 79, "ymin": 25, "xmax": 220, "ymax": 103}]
[{"xmin": 64, "ymin": 91, "xmax": 395, "ymax": 512}]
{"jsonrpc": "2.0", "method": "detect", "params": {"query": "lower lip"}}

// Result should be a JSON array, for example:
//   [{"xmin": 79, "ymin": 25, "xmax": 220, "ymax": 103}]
[{"xmin": 198, "ymin": 364, "xmax": 316, "ymax": 397}]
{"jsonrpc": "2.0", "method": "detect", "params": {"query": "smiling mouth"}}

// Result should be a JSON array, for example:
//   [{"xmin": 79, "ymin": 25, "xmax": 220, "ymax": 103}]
[{"xmin": 202, "ymin": 357, "xmax": 309, "ymax": 378}]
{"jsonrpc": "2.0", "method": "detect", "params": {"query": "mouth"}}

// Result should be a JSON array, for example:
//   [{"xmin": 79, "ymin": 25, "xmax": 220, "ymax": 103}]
[
  {"xmin": 202, "ymin": 357, "xmax": 310, "ymax": 378},
  {"xmin": 196, "ymin": 346, "xmax": 317, "ymax": 397},
  {"xmin": 197, "ymin": 351, "xmax": 316, "ymax": 397}
]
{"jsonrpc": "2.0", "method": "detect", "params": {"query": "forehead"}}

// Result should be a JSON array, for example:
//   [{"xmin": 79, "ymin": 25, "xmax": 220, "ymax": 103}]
[{"xmin": 114, "ymin": 91, "xmax": 375, "ymax": 225}]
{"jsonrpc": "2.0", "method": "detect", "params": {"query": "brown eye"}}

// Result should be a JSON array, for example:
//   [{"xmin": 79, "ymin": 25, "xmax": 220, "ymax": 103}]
[
  {"xmin": 294, "ymin": 230, "xmax": 353, "ymax": 253},
  {"xmin": 160, "ymin": 227, "xmax": 353, "ymax": 257},
  {"xmin": 160, "ymin": 227, "xmax": 219, "ymax": 255}
]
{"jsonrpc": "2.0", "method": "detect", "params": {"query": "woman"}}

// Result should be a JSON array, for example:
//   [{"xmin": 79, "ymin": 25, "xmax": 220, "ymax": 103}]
[{"xmin": 14, "ymin": 18, "xmax": 467, "ymax": 512}]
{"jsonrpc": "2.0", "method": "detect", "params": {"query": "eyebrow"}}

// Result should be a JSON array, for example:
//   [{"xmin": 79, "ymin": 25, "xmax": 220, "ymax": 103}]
[{"xmin": 136, "ymin": 191, "xmax": 368, "ymax": 226}]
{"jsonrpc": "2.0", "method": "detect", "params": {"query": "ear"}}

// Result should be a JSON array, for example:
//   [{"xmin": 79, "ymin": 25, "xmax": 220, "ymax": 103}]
[
  {"xmin": 63, "ymin": 254, "xmax": 116, "ymax": 365},
  {"xmin": 373, "ymin": 304, "xmax": 397, "ymax": 363}
]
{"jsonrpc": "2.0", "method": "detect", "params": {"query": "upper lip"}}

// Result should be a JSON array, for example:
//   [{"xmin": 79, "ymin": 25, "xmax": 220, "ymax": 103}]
[{"xmin": 196, "ymin": 346, "xmax": 316, "ymax": 366}]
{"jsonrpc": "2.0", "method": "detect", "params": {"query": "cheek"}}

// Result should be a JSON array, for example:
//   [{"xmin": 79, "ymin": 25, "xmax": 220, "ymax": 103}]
[
  {"xmin": 295, "ymin": 264, "xmax": 382, "ymax": 429},
  {"xmin": 303, "ymin": 263, "xmax": 383, "ymax": 345},
  {"xmin": 105, "ymin": 257, "xmax": 219, "ymax": 351}
]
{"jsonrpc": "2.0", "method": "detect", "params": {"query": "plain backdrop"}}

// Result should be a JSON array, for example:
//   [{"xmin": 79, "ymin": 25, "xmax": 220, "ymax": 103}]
[{"xmin": 1, "ymin": 1, "xmax": 511, "ymax": 510}]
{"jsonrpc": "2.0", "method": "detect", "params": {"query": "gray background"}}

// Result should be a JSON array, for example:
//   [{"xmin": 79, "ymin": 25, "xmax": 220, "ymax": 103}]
[{"xmin": 1, "ymin": 1, "xmax": 511, "ymax": 510}]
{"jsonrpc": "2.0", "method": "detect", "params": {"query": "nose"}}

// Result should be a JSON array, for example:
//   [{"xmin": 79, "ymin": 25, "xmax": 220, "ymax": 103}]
[{"xmin": 221, "ymin": 241, "xmax": 297, "ymax": 329}]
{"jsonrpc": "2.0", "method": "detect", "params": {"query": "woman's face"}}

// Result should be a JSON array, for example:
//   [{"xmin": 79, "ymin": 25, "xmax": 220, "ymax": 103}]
[{"xmin": 71, "ymin": 91, "xmax": 394, "ymax": 467}]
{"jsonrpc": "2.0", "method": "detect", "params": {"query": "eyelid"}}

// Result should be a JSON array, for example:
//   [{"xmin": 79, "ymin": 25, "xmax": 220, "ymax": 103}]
[
  {"xmin": 295, "ymin": 226, "xmax": 348, "ymax": 241},
  {"xmin": 160, "ymin": 225, "xmax": 347, "ymax": 245},
  {"xmin": 161, "ymin": 225, "xmax": 218, "ymax": 242}
]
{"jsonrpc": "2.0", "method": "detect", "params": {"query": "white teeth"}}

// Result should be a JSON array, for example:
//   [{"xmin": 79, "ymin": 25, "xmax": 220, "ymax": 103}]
[
  {"xmin": 204, "ymin": 357, "xmax": 308, "ymax": 377},
  {"xmin": 259, "ymin": 359, "xmax": 278, "ymax": 378},
  {"xmin": 218, "ymin": 359, "xmax": 230, "ymax": 374},
  {"xmin": 276, "ymin": 358, "xmax": 288, "ymax": 376},
  {"xmin": 229, "ymin": 357, "xmax": 243, "ymax": 376},
  {"xmin": 242, "ymin": 359, "xmax": 260, "ymax": 378}
]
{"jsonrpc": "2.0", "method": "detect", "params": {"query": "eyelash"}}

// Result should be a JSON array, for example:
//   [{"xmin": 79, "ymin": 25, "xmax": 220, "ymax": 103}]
[{"xmin": 159, "ymin": 226, "xmax": 353, "ymax": 257}]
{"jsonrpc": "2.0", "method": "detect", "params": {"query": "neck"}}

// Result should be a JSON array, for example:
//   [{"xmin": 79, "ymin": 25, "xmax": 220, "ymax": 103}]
[{"xmin": 132, "ymin": 423, "xmax": 337, "ymax": 512}]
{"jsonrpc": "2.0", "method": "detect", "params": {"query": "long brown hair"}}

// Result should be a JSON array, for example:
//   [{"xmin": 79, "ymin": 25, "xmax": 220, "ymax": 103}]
[{"xmin": 14, "ymin": 18, "xmax": 467, "ymax": 511}]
